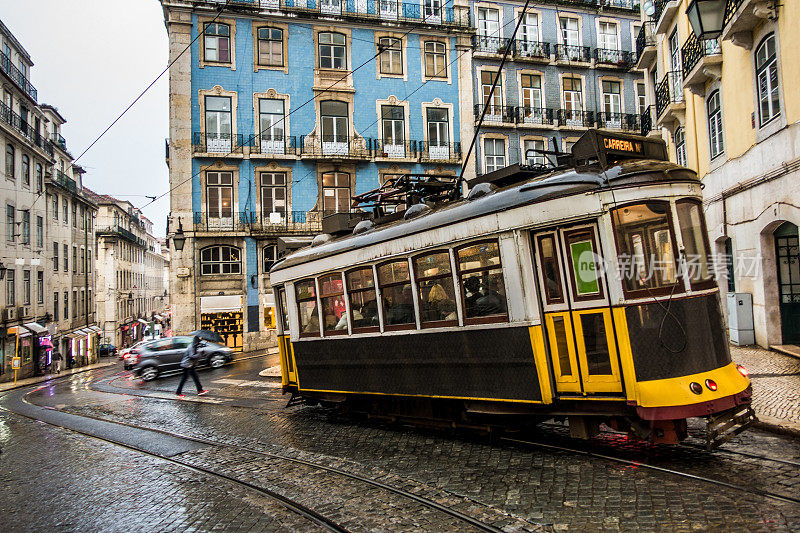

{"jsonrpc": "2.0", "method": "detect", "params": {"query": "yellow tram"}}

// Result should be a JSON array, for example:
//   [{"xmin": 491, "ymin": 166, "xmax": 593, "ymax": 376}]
[{"xmin": 269, "ymin": 130, "xmax": 755, "ymax": 448}]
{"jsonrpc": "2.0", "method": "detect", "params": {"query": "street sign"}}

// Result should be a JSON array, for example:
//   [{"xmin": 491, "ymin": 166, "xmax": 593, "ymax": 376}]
[{"xmin": 11, "ymin": 357, "xmax": 21, "ymax": 370}]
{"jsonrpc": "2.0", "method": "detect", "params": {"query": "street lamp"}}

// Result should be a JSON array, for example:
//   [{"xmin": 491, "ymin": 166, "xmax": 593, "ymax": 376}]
[
  {"xmin": 686, "ymin": 0, "xmax": 727, "ymax": 40},
  {"xmin": 172, "ymin": 217, "xmax": 186, "ymax": 251}
]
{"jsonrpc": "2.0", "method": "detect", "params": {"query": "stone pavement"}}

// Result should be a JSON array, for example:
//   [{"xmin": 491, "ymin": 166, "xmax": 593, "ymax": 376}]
[
  {"xmin": 730, "ymin": 344, "xmax": 800, "ymax": 435},
  {"xmin": 0, "ymin": 359, "xmax": 116, "ymax": 392}
]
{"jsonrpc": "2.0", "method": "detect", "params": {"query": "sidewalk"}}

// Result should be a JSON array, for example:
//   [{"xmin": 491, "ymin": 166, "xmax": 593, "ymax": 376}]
[
  {"xmin": 731, "ymin": 344, "xmax": 800, "ymax": 437},
  {"xmin": 0, "ymin": 359, "xmax": 117, "ymax": 393}
]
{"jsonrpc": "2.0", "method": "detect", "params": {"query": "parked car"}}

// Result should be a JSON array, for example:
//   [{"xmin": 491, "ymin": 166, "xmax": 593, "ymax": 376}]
[
  {"xmin": 188, "ymin": 329, "xmax": 224, "ymax": 344},
  {"xmin": 132, "ymin": 336, "xmax": 234, "ymax": 381},
  {"xmin": 97, "ymin": 344, "xmax": 117, "ymax": 357}
]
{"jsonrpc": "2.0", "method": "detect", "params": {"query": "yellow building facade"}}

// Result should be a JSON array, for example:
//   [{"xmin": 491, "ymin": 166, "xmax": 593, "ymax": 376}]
[{"xmin": 636, "ymin": 0, "xmax": 799, "ymax": 348}]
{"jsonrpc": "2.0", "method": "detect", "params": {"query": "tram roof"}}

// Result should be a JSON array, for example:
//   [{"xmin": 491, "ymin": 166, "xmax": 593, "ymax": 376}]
[{"xmin": 270, "ymin": 159, "xmax": 697, "ymax": 274}]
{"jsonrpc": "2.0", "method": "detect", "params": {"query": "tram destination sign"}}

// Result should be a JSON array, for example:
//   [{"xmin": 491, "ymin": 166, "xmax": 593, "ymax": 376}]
[{"xmin": 572, "ymin": 130, "xmax": 668, "ymax": 168}]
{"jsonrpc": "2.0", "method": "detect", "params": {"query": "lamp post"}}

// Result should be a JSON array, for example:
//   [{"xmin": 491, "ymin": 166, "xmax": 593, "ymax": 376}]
[
  {"xmin": 686, "ymin": 0, "xmax": 727, "ymax": 40},
  {"xmin": 171, "ymin": 217, "xmax": 186, "ymax": 251}
]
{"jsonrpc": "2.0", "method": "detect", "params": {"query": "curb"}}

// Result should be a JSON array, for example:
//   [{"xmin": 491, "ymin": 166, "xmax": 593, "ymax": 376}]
[{"xmin": 753, "ymin": 414, "xmax": 800, "ymax": 440}]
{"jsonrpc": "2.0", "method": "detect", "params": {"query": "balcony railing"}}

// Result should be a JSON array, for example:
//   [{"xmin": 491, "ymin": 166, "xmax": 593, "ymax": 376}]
[
  {"xmin": 557, "ymin": 109, "xmax": 594, "ymax": 127},
  {"xmin": 723, "ymin": 0, "xmax": 745, "ymax": 28},
  {"xmin": 418, "ymin": 141, "xmax": 461, "ymax": 162},
  {"xmin": 472, "ymin": 35, "xmax": 513, "ymax": 55},
  {"xmin": 474, "ymin": 104, "xmax": 516, "ymax": 124},
  {"xmin": 51, "ymin": 133, "xmax": 67, "ymax": 151},
  {"xmin": 515, "ymin": 106, "xmax": 556, "ymax": 126},
  {"xmin": 640, "ymin": 105, "xmax": 656, "ymax": 136},
  {"xmin": 192, "ymin": 132, "xmax": 245, "ymax": 153},
  {"xmin": 249, "ymin": 134, "xmax": 298, "ymax": 156},
  {"xmin": 652, "ymin": 0, "xmax": 670, "ymax": 22},
  {"xmin": 299, "ymin": 134, "xmax": 371, "ymax": 159},
  {"xmin": 514, "ymin": 40, "xmax": 550, "ymax": 60},
  {"xmin": 193, "ymin": 210, "xmax": 323, "ymax": 233},
  {"xmin": 0, "ymin": 101, "xmax": 54, "ymax": 156},
  {"xmin": 52, "ymin": 170, "xmax": 77, "ymax": 193},
  {"xmin": 0, "ymin": 52, "xmax": 37, "ymax": 102},
  {"xmin": 598, "ymin": 0, "xmax": 641, "ymax": 8},
  {"xmin": 554, "ymin": 44, "xmax": 592, "ymax": 63},
  {"xmin": 372, "ymin": 139, "xmax": 419, "ymax": 159},
  {"xmin": 635, "ymin": 22, "xmax": 656, "ymax": 65},
  {"xmin": 655, "ymin": 71, "xmax": 684, "ymax": 118},
  {"xmin": 593, "ymin": 48, "xmax": 634, "ymax": 68},
  {"xmin": 682, "ymin": 33, "xmax": 721, "ymax": 79},
  {"xmin": 97, "ymin": 225, "xmax": 146, "ymax": 246},
  {"xmin": 595, "ymin": 112, "xmax": 641, "ymax": 132},
  {"xmin": 278, "ymin": 0, "xmax": 471, "ymax": 28}
]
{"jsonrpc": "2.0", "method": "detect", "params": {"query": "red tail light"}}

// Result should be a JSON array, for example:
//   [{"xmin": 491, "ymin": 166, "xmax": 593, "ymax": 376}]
[
  {"xmin": 705, "ymin": 379, "xmax": 718, "ymax": 391},
  {"xmin": 736, "ymin": 364, "xmax": 749, "ymax": 377}
]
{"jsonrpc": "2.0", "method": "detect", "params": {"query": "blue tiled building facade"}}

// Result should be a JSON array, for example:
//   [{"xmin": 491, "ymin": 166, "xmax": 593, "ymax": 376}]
[
  {"xmin": 469, "ymin": 0, "xmax": 644, "ymax": 174},
  {"xmin": 162, "ymin": 0, "xmax": 472, "ymax": 350}
]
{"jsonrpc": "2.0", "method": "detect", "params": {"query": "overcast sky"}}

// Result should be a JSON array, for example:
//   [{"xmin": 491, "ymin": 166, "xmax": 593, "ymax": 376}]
[{"xmin": 3, "ymin": 1, "xmax": 170, "ymax": 236}]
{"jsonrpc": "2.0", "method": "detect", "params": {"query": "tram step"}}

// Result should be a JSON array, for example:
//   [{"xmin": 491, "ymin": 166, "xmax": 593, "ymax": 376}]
[{"xmin": 705, "ymin": 405, "xmax": 758, "ymax": 450}]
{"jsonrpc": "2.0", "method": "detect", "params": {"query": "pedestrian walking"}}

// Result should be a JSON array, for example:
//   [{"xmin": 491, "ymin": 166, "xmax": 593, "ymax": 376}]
[
  {"xmin": 176, "ymin": 336, "xmax": 208, "ymax": 397},
  {"xmin": 53, "ymin": 350, "xmax": 63, "ymax": 374}
]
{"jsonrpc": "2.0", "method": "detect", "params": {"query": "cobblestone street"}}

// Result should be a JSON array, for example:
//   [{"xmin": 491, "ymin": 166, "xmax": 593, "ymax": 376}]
[{"xmin": 1, "ymin": 353, "xmax": 799, "ymax": 532}]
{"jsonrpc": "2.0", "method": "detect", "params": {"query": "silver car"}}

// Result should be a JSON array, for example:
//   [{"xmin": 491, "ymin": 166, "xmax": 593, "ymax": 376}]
[{"xmin": 132, "ymin": 336, "xmax": 234, "ymax": 381}]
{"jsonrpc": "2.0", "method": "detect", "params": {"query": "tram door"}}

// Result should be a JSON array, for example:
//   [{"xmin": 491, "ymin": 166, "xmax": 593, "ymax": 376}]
[{"xmin": 532, "ymin": 225, "xmax": 624, "ymax": 395}]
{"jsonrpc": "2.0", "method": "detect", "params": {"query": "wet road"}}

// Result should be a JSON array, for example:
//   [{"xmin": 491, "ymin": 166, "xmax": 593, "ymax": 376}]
[{"xmin": 1, "ymin": 355, "xmax": 800, "ymax": 532}]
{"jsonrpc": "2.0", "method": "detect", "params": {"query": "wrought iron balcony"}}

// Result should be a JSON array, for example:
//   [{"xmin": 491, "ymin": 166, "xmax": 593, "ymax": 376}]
[
  {"xmin": 191, "ymin": 132, "xmax": 245, "ymax": 154},
  {"xmin": 515, "ymin": 106, "xmax": 556, "ymax": 126},
  {"xmin": 635, "ymin": 22, "xmax": 657, "ymax": 68},
  {"xmin": 554, "ymin": 44, "xmax": 592, "ymax": 63},
  {"xmin": 682, "ymin": 34, "xmax": 722, "ymax": 93},
  {"xmin": 722, "ymin": 0, "xmax": 773, "ymax": 47},
  {"xmin": 598, "ymin": 0, "xmax": 641, "ymax": 8},
  {"xmin": 299, "ymin": 134, "xmax": 371, "ymax": 159},
  {"xmin": 0, "ymin": 52, "xmax": 37, "ymax": 102},
  {"xmin": 97, "ymin": 225, "xmax": 146, "ymax": 246},
  {"xmin": 653, "ymin": 0, "xmax": 680, "ymax": 34},
  {"xmin": 593, "ymin": 48, "xmax": 634, "ymax": 69},
  {"xmin": 514, "ymin": 40, "xmax": 550, "ymax": 61},
  {"xmin": 51, "ymin": 133, "xmax": 67, "ymax": 151},
  {"xmin": 51, "ymin": 169, "xmax": 77, "ymax": 193},
  {"xmin": 655, "ymin": 71, "xmax": 685, "ymax": 119},
  {"xmin": 0, "ymin": 101, "xmax": 54, "ymax": 156},
  {"xmin": 557, "ymin": 109, "xmax": 594, "ymax": 128},
  {"xmin": 372, "ymin": 139, "xmax": 419, "ymax": 159},
  {"xmin": 418, "ymin": 141, "xmax": 461, "ymax": 162},
  {"xmin": 193, "ymin": 210, "xmax": 322, "ymax": 234},
  {"xmin": 278, "ymin": 0, "xmax": 471, "ymax": 28},
  {"xmin": 474, "ymin": 104, "xmax": 516, "ymax": 124},
  {"xmin": 249, "ymin": 134, "xmax": 297, "ymax": 156},
  {"xmin": 640, "ymin": 105, "xmax": 656, "ymax": 136},
  {"xmin": 472, "ymin": 35, "xmax": 514, "ymax": 55},
  {"xmin": 595, "ymin": 112, "xmax": 641, "ymax": 132}
]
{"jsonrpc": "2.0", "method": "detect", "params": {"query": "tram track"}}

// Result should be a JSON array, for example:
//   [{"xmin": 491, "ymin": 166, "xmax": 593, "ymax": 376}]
[{"xmin": 3, "ymin": 379, "xmax": 513, "ymax": 533}]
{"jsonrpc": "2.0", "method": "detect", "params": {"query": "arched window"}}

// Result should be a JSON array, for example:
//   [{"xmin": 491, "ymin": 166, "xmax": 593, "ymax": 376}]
[
  {"xmin": 204, "ymin": 22, "xmax": 231, "ymax": 63},
  {"xmin": 263, "ymin": 244, "xmax": 278, "ymax": 272},
  {"xmin": 706, "ymin": 90, "xmax": 724, "ymax": 160},
  {"xmin": 257, "ymin": 27, "xmax": 283, "ymax": 66},
  {"xmin": 5, "ymin": 144, "xmax": 14, "ymax": 179},
  {"xmin": 674, "ymin": 127, "xmax": 687, "ymax": 167},
  {"xmin": 755, "ymin": 33, "xmax": 779, "ymax": 126},
  {"xmin": 21, "ymin": 154, "xmax": 29, "ymax": 186},
  {"xmin": 319, "ymin": 32, "xmax": 346, "ymax": 69},
  {"xmin": 200, "ymin": 245, "xmax": 241, "ymax": 275}
]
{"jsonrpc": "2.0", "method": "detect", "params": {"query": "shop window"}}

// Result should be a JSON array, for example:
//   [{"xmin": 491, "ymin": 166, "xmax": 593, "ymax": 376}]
[
  {"xmin": 457, "ymin": 241, "xmax": 507, "ymax": 323},
  {"xmin": 200, "ymin": 245, "xmax": 241, "ymax": 275},
  {"xmin": 377, "ymin": 260, "xmax": 414, "ymax": 329},
  {"xmin": 414, "ymin": 251, "xmax": 457, "ymax": 327},
  {"xmin": 346, "ymin": 267, "xmax": 378, "ymax": 332},
  {"xmin": 296, "ymin": 279, "xmax": 319, "ymax": 336}
]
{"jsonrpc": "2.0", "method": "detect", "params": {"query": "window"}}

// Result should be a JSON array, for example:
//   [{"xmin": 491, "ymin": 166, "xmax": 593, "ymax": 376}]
[
  {"xmin": 23, "ymin": 270, "xmax": 30, "ymax": 305},
  {"xmin": 707, "ymin": 90, "xmax": 724, "ymax": 159},
  {"xmin": 296, "ymin": 279, "xmax": 319, "ymax": 336},
  {"xmin": 53, "ymin": 242, "xmax": 59, "ymax": 271},
  {"xmin": 35, "ymin": 271, "xmax": 43, "ymax": 305},
  {"xmin": 560, "ymin": 17, "xmax": 579, "ymax": 46},
  {"xmin": 261, "ymin": 172, "xmax": 287, "ymax": 222},
  {"xmin": 319, "ymin": 32, "xmax": 346, "ymax": 69},
  {"xmin": 523, "ymin": 139, "xmax": 546, "ymax": 166},
  {"xmin": 347, "ymin": 268, "xmax": 379, "ymax": 332},
  {"xmin": 424, "ymin": 41, "xmax": 446, "ymax": 78},
  {"xmin": 21, "ymin": 154, "xmax": 29, "ymax": 187},
  {"xmin": 5, "ymin": 269, "xmax": 14, "ymax": 305},
  {"xmin": 63, "ymin": 290, "xmax": 68, "ymax": 318},
  {"xmin": 422, "ymin": 0, "xmax": 442, "ymax": 22},
  {"xmin": 414, "ymin": 251, "xmax": 457, "ymax": 327},
  {"xmin": 319, "ymin": 273, "xmax": 346, "ymax": 334},
  {"xmin": 87, "ymin": 248, "xmax": 92, "ymax": 273},
  {"xmin": 321, "ymin": 171, "xmax": 350, "ymax": 214},
  {"xmin": 35, "ymin": 163, "xmax": 42, "ymax": 192},
  {"xmin": 206, "ymin": 171, "xmax": 233, "ymax": 225},
  {"xmin": 53, "ymin": 195, "xmax": 58, "ymax": 220},
  {"xmin": 72, "ymin": 202, "xmax": 77, "ymax": 228},
  {"xmin": 563, "ymin": 77, "xmax": 583, "ymax": 113},
  {"xmin": 378, "ymin": 260, "xmax": 414, "ymax": 328},
  {"xmin": 598, "ymin": 21, "xmax": 618, "ymax": 50},
  {"xmin": 636, "ymin": 82, "xmax": 647, "ymax": 117},
  {"xmin": 35, "ymin": 216, "xmax": 42, "ymax": 247},
  {"xmin": 73, "ymin": 246, "xmax": 77, "ymax": 273},
  {"xmin": 536, "ymin": 233, "xmax": 565, "ymax": 304},
  {"xmin": 53, "ymin": 292, "xmax": 59, "ymax": 322},
  {"xmin": 378, "ymin": 37, "xmax": 402, "ymax": 75},
  {"xmin": 477, "ymin": 8, "xmax": 500, "ymax": 39},
  {"xmin": 263, "ymin": 244, "xmax": 278, "ymax": 272},
  {"xmin": 481, "ymin": 70, "xmax": 502, "ymax": 116},
  {"xmin": 755, "ymin": 34, "xmax": 779, "ymax": 126},
  {"xmin": 320, "ymin": 101, "xmax": 349, "ymax": 154},
  {"xmin": 674, "ymin": 128, "xmax": 687, "ymax": 167},
  {"xmin": 80, "ymin": 248, "xmax": 85, "ymax": 274},
  {"xmin": 204, "ymin": 96, "xmax": 232, "ymax": 151},
  {"xmin": 73, "ymin": 290, "xmax": 77, "ymax": 318},
  {"xmin": 258, "ymin": 99, "xmax": 285, "ymax": 150},
  {"xmin": 520, "ymin": 74, "xmax": 543, "ymax": 120},
  {"xmin": 63, "ymin": 243, "xmax": 68, "ymax": 271},
  {"xmin": 257, "ymin": 27, "xmax": 283, "ymax": 66},
  {"xmin": 612, "ymin": 202, "xmax": 681, "ymax": 295},
  {"xmin": 520, "ymin": 12, "xmax": 539, "ymax": 43},
  {"xmin": 200, "ymin": 245, "xmax": 241, "ymax": 275},
  {"xmin": 483, "ymin": 138, "xmax": 506, "ymax": 173},
  {"xmin": 602, "ymin": 80, "xmax": 622, "ymax": 127},
  {"xmin": 669, "ymin": 29, "xmax": 681, "ymax": 73},
  {"xmin": 63, "ymin": 198, "xmax": 68, "ymax": 223},
  {"xmin": 427, "ymin": 108, "xmax": 450, "ymax": 158},
  {"xmin": 724, "ymin": 238, "xmax": 735, "ymax": 292},
  {"xmin": 676, "ymin": 200, "xmax": 715, "ymax": 289},
  {"xmin": 21, "ymin": 210, "xmax": 29, "ymax": 244},
  {"xmin": 6, "ymin": 204, "xmax": 14, "ymax": 242},
  {"xmin": 381, "ymin": 105, "xmax": 405, "ymax": 148},
  {"xmin": 203, "ymin": 22, "xmax": 231, "ymax": 63},
  {"xmin": 457, "ymin": 241, "xmax": 507, "ymax": 322},
  {"xmin": 5, "ymin": 144, "xmax": 13, "ymax": 179}
]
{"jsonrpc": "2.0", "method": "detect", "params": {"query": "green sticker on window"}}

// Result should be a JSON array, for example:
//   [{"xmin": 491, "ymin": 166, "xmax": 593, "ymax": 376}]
[{"xmin": 570, "ymin": 240, "xmax": 599, "ymax": 295}]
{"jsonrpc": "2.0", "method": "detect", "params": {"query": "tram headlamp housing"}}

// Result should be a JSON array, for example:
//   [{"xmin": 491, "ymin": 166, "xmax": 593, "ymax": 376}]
[
  {"xmin": 689, "ymin": 382, "xmax": 703, "ymax": 395},
  {"xmin": 705, "ymin": 379, "xmax": 718, "ymax": 391}
]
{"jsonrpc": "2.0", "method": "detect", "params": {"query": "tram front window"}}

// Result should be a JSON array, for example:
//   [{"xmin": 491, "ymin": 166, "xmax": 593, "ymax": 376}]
[
  {"xmin": 677, "ymin": 200, "xmax": 715, "ymax": 288},
  {"xmin": 296, "ymin": 279, "xmax": 320, "ymax": 336},
  {"xmin": 319, "ymin": 274, "xmax": 346, "ymax": 333},
  {"xmin": 612, "ymin": 202, "xmax": 681, "ymax": 295},
  {"xmin": 378, "ymin": 260, "xmax": 415, "ymax": 328},
  {"xmin": 457, "ymin": 241, "xmax": 508, "ymax": 321},
  {"xmin": 414, "ymin": 252, "xmax": 458, "ymax": 326}
]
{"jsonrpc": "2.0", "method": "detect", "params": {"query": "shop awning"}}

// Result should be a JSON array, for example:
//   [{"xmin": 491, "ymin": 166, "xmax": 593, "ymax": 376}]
[
  {"xmin": 137, "ymin": 319, "xmax": 148, "ymax": 325},
  {"xmin": 153, "ymin": 314, "xmax": 164, "ymax": 321},
  {"xmin": 7, "ymin": 325, "xmax": 32, "ymax": 338},
  {"xmin": 23, "ymin": 322, "xmax": 49, "ymax": 334},
  {"xmin": 87, "ymin": 325, "xmax": 102, "ymax": 333}
]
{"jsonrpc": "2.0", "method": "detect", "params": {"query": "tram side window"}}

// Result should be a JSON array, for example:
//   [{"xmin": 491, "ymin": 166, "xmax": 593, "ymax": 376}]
[
  {"xmin": 414, "ymin": 251, "xmax": 458, "ymax": 327},
  {"xmin": 536, "ymin": 234, "xmax": 565, "ymax": 304},
  {"xmin": 276, "ymin": 287, "xmax": 290, "ymax": 333},
  {"xmin": 319, "ymin": 273, "xmax": 346, "ymax": 334},
  {"xmin": 296, "ymin": 279, "xmax": 320, "ymax": 337},
  {"xmin": 378, "ymin": 260, "xmax": 415, "ymax": 329},
  {"xmin": 676, "ymin": 200, "xmax": 715, "ymax": 288},
  {"xmin": 457, "ymin": 241, "xmax": 507, "ymax": 322},
  {"xmin": 612, "ymin": 202, "xmax": 681, "ymax": 295},
  {"xmin": 347, "ymin": 268, "xmax": 379, "ymax": 332}
]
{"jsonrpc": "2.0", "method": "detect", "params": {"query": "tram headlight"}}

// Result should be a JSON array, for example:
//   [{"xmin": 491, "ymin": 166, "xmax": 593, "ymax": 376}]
[
  {"xmin": 705, "ymin": 379, "xmax": 718, "ymax": 391},
  {"xmin": 689, "ymin": 382, "xmax": 703, "ymax": 395},
  {"xmin": 736, "ymin": 364, "xmax": 749, "ymax": 377}
]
